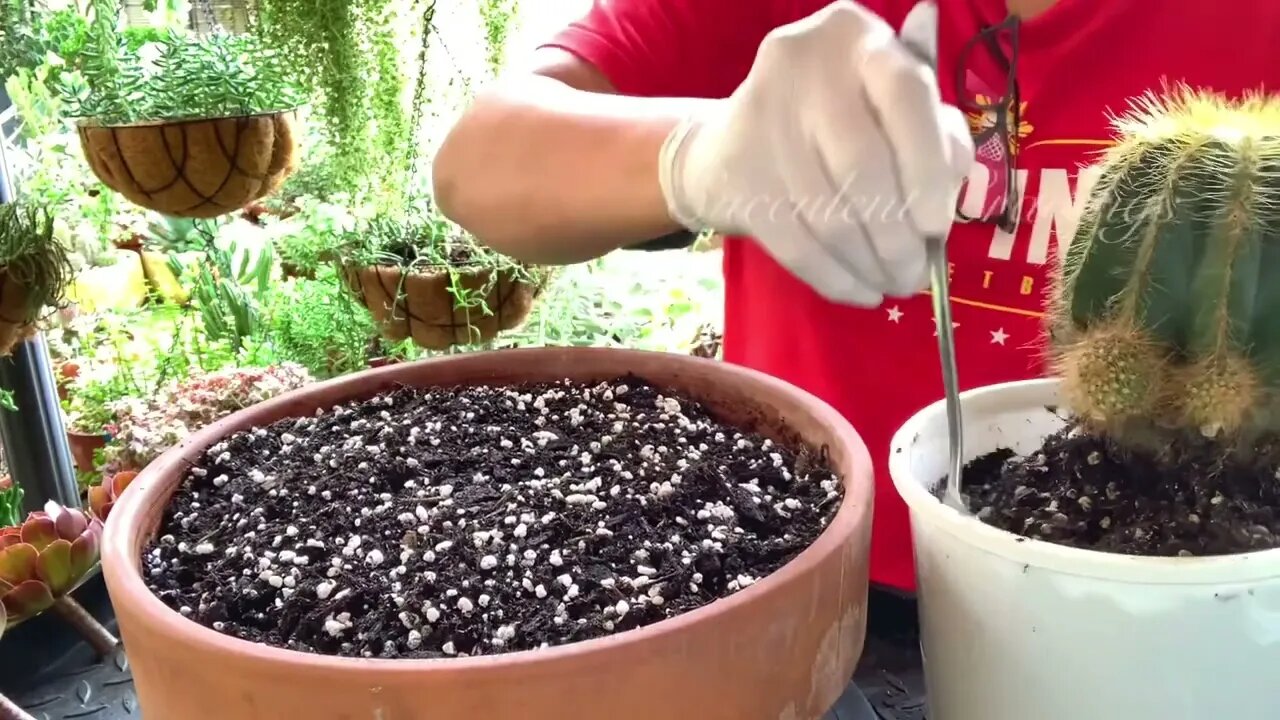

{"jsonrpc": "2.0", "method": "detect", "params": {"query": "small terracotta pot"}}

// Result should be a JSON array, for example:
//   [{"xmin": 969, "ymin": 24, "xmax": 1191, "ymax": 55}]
[
  {"xmin": 66, "ymin": 430, "xmax": 106, "ymax": 474},
  {"xmin": 103, "ymin": 347, "xmax": 874, "ymax": 720},
  {"xmin": 343, "ymin": 264, "xmax": 541, "ymax": 350},
  {"xmin": 55, "ymin": 360, "xmax": 81, "ymax": 402},
  {"xmin": 113, "ymin": 234, "xmax": 143, "ymax": 253},
  {"xmin": 77, "ymin": 111, "xmax": 299, "ymax": 219},
  {"xmin": 279, "ymin": 260, "xmax": 315, "ymax": 280}
]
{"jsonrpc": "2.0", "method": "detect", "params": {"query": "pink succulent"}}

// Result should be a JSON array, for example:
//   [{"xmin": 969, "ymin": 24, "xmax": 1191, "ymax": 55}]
[{"xmin": 0, "ymin": 502, "xmax": 103, "ymax": 624}]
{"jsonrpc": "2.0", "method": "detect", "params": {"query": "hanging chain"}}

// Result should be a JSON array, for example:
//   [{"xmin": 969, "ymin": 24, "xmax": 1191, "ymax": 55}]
[{"xmin": 405, "ymin": 0, "xmax": 437, "ymax": 176}]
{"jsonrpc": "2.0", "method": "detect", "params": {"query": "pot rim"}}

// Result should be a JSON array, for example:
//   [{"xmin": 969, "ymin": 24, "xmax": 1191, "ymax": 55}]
[
  {"xmin": 103, "ymin": 346, "xmax": 873, "ymax": 674},
  {"xmin": 889, "ymin": 377, "xmax": 1280, "ymax": 585},
  {"xmin": 75, "ymin": 107, "xmax": 301, "ymax": 131}
]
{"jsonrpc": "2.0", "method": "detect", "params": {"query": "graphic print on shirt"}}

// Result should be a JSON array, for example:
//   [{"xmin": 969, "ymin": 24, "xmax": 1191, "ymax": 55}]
[{"xmin": 881, "ymin": 67, "xmax": 1112, "ymax": 359}]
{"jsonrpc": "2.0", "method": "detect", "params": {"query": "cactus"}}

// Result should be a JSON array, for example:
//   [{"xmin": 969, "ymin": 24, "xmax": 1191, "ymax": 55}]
[{"xmin": 1050, "ymin": 87, "xmax": 1280, "ymax": 443}]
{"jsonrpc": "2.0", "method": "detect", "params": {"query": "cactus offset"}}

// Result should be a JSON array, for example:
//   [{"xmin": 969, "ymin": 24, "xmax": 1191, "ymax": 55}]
[{"xmin": 1051, "ymin": 87, "xmax": 1280, "ymax": 442}]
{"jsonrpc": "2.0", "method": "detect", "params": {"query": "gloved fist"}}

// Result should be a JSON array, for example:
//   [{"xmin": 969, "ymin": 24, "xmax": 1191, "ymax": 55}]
[{"xmin": 657, "ymin": 0, "xmax": 974, "ymax": 307}]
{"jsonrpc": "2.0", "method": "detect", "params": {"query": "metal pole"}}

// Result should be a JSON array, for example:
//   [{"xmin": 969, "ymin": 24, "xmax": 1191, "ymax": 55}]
[{"xmin": 0, "ymin": 127, "xmax": 80, "ymax": 512}]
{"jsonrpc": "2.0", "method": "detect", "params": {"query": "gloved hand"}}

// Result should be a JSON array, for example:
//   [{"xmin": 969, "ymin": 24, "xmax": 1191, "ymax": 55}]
[{"xmin": 657, "ymin": 0, "xmax": 974, "ymax": 307}]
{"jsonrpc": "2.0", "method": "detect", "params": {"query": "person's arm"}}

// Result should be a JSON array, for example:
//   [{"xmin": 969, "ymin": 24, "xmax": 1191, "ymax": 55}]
[
  {"xmin": 434, "ymin": 0, "xmax": 974, "ymax": 309},
  {"xmin": 432, "ymin": 0, "xmax": 781, "ymax": 265},
  {"xmin": 432, "ymin": 53, "xmax": 707, "ymax": 264}
]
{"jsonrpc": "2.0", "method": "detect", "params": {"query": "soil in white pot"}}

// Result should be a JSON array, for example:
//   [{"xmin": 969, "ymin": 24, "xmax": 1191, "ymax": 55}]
[
  {"xmin": 143, "ymin": 377, "xmax": 843, "ymax": 659},
  {"xmin": 962, "ymin": 418, "xmax": 1280, "ymax": 556}
]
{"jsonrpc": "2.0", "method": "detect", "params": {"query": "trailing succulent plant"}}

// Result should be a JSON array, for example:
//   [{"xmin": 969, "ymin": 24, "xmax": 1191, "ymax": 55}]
[
  {"xmin": 61, "ymin": 0, "xmax": 306, "ymax": 125},
  {"xmin": 1050, "ymin": 87, "xmax": 1280, "ymax": 446}
]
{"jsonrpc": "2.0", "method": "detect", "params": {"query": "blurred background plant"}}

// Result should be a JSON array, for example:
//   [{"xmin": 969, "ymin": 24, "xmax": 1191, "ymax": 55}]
[{"xmin": 0, "ymin": 0, "xmax": 721, "ymax": 500}]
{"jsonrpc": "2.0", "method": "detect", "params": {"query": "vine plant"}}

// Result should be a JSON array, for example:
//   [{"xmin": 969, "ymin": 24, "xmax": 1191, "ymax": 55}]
[
  {"xmin": 477, "ymin": 0, "xmax": 518, "ymax": 76},
  {"xmin": 253, "ymin": 0, "xmax": 424, "ymax": 205}
]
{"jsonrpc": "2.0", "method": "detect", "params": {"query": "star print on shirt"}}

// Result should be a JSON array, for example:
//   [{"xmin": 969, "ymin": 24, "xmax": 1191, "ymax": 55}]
[
  {"xmin": 990, "ymin": 328, "xmax": 1009, "ymax": 345},
  {"xmin": 887, "ymin": 306, "xmax": 903, "ymax": 323},
  {"xmin": 931, "ymin": 318, "xmax": 959, "ymax": 336}
]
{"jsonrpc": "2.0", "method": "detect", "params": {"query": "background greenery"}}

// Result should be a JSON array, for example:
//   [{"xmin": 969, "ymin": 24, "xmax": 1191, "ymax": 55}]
[{"xmin": 0, "ymin": 0, "xmax": 723, "ymax": 487}]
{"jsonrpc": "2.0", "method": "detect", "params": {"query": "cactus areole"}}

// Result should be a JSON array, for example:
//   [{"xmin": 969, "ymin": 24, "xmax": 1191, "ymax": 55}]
[{"xmin": 1052, "ymin": 88, "xmax": 1280, "ymax": 444}]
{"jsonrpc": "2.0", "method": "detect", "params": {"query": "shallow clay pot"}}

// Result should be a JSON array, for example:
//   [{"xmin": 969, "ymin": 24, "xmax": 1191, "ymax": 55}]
[
  {"xmin": 343, "ymin": 264, "xmax": 541, "ymax": 350},
  {"xmin": 78, "ymin": 111, "xmax": 298, "ymax": 219},
  {"xmin": 103, "ymin": 347, "xmax": 874, "ymax": 720}
]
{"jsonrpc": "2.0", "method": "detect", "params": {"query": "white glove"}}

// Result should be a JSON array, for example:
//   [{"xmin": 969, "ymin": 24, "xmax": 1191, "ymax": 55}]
[{"xmin": 657, "ymin": 0, "xmax": 974, "ymax": 307}]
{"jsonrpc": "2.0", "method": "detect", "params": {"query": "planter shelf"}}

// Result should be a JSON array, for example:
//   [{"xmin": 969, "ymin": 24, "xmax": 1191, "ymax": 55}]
[{"xmin": 77, "ymin": 111, "xmax": 299, "ymax": 220}]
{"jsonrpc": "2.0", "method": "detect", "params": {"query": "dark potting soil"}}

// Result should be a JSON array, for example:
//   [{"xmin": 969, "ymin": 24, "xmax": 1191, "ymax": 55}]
[
  {"xmin": 144, "ymin": 376, "xmax": 843, "ymax": 659},
  {"xmin": 963, "ymin": 419, "xmax": 1280, "ymax": 556}
]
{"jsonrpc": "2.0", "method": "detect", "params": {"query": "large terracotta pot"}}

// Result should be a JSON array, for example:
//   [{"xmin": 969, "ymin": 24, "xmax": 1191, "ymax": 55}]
[
  {"xmin": 77, "ymin": 111, "xmax": 298, "ymax": 219},
  {"xmin": 102, "ymin": 347, "xmax": 874, "ymax": 720},
  {"xmin": 343, "ymin": 264, "xmax": 541, "ymax": 350}
]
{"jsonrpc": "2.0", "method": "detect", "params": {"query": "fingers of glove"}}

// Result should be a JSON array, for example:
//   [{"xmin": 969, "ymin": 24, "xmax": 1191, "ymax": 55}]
[
  {"xmin": 779, "ymin": 0, "xmax": 893, "ymax": 45},
  {"xmin": 939, "ymin": 103, "xmax": 977, "ymax": 182},
  {"xmin": 860, "ymin": 36, "xmax": 961, "ymax": 237},
  {"xmin": 806, "ymin": 98, "xmax": 926, "ymax": 297},
  {"xmin": 755, "ymin": 0, "xmax": 893, "ymax": 81},
  {"xmin": 770, "ymin": 127, "xmax": 895, "ymax": 294},
  {"xmin": 755, "ymin": 215, "xmax": 885, "ymax": 307}
]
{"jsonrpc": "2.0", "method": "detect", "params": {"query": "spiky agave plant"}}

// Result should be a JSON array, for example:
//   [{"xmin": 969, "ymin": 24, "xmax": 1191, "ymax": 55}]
[{"xmin": 1050, "ymin": 86, "xmax": 1280, "ymax": 445}]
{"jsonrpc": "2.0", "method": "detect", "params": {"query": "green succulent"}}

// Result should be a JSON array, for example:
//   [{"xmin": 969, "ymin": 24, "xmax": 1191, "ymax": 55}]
[{"xmin": 1052, "ymin": 87, "xmax": 1280, "ymax": 444}]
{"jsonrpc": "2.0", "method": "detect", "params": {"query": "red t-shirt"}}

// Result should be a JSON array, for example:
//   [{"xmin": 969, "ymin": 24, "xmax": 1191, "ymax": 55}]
[{"xmin": 544, "ymin": 0, "xmax": 1280, "ymax": 592}]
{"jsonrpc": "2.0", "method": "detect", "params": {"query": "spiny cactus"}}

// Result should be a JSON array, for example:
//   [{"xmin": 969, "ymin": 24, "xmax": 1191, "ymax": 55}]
[{"xmin": 1051, "ymin": 87, "xmax": 1280, "ymax": 442}]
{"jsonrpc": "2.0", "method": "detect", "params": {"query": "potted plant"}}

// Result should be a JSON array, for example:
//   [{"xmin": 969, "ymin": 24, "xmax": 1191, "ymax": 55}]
[
  {"xmin": 62, "ymin": 0, "xmax": 306, "ymax": 219},
  {"xmin": 100, "ymin": 362, "xmax": 312, "ymax": 473},
  {"xmin": 64, "ymin": 357, "xmax": 148, "ymax": 474},
  {"xmin": 266, "ymin": 196, "xmax": 355, "ymax": 279},
  {"xmin": 342, "ymin": 203, "xmax": 546, "ymax": 350},
  {"xmin": 265, "ymin": 271, "xmax": 377, "ymax": 378},
  {"xmin": 100, "ymin": 347, "xmax": 873, "ymax": 719},
  {"xmin": 0, "ymin": 201, "xmax": 73, "ymax": 356},
  {"xmin": 889, "ymin": 88, "xmax": 1280, "ymax": 719},
  {"xmin": 0, "ymin": 476, "xmax": 122, "ymax": 720}
]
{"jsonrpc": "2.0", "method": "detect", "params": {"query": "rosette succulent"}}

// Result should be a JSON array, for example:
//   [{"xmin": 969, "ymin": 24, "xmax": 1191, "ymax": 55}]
[
  {"xmin": 1051, "ymin": 87, "xmax": 1280, "ymax": 445},
  {"xmin": 0, "ymin": 503, "xmax": 102, "ymax": 624},
  {"xmin": 88, "ymin": 470, "xmax": 138, "ymax": 523}
]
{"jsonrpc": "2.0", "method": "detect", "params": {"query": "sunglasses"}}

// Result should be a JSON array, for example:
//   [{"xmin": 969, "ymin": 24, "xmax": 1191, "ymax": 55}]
[{"xmin": 952, "ymin": 15, "xmax": 1023, "ymax": 234}]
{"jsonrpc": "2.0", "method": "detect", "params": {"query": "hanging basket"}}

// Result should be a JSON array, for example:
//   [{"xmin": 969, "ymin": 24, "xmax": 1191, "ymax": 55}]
[
  {"xmin": 343, "ymin": 264, "xmax": 542, "ymax": 350},
  {"xmin": 77, "ymin": 110, "xmax": 299, "ymax": 219},
  {"xmin": 0, "ymin": 268, "xmax": 43, "ymax": 356}
]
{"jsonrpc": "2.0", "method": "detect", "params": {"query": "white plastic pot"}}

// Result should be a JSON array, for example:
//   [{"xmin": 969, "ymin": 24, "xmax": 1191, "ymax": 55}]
[{"xmin": 889, "ymin": 378, "xmax": 1280, "ymax": 720}]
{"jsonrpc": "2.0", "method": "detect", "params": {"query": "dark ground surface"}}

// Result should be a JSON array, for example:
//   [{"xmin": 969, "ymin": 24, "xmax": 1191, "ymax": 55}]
[
  {"xmin": 3, "ymin": 578, "xmax": 927, "ymax": 719},
  {"xmin": 964, "ymin": 420, "xmax": 1280, "ymax": 556}
]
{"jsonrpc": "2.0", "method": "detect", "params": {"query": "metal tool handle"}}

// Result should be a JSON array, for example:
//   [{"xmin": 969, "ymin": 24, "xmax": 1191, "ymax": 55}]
[
  {"xmin": 926, "ymin": 236, "xmax": 964, "ymax": 508},
  {"xmin": 903, "ymin": 0, "xmax": 966, "ymax": 508}
]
